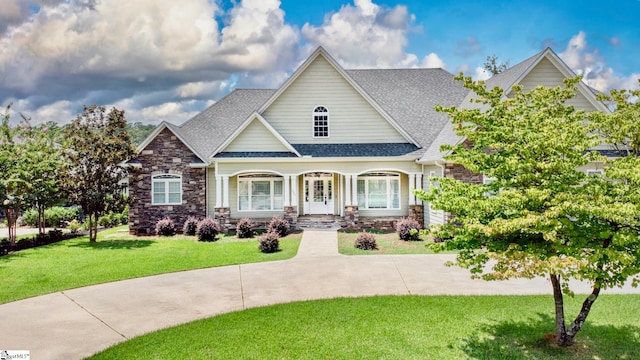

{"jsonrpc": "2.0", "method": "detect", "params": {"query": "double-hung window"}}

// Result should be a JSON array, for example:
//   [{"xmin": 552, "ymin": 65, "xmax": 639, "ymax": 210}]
[
  {"xmin": 357, "ymin": 173, "xmax": 400, "ymax": 209},
  {"xmin": 238, "ymin": 175, "xmax": 284, "ymax": 211},
  {"xmin": 152, "ymin": 174, "xmax": 182, "ymax": 205}
]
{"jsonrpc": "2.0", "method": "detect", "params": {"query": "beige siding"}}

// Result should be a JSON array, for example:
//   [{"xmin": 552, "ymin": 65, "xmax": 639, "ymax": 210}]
[
  {"xmin": 223, "ymin": 119, "xmax": 290, "ymax": 153},
  {"xmin": 207, "ymin": 167, "xmax": 216, "ymax": 216},
  {"xmin": 262, "ymin": 56, "xmax": 407, "ymax": 144},
  {"xmin": 423, "ymin": 165, "xmax": 445, "ymax": 226},
  {"xmin": 217, "ymin": 159, "xmax": 421, "ymax": 176},
  {"xmin": 516, "ymin": 58, "xmax": 598, "ymax": 112}
]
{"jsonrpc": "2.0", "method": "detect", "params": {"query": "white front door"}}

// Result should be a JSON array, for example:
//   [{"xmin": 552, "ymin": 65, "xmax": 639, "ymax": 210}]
[{"xmin": 304, "ymin": 175, "xmax": 334, "ymax": 214}]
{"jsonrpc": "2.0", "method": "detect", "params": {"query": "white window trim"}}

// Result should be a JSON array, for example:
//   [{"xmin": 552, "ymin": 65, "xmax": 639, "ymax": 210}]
[
  {"xmin": 357, "ymin": 173, "xmax": 401, "ymax": 210},
  {"xmin": 152, "ymin": 174, "xmax": 182, "ymax": 205},
  {"xmin": 312, "ymin": 105, "xmax": 329, "ymax": 138},
  {"xmin": 238, "ymin": 175, "xmax": 284, "ymax": 212}
]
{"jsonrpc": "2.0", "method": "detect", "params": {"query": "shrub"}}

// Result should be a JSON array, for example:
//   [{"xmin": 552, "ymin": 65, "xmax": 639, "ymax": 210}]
[
  {"xmin": 258, "ymin": 230, "xmax": 280, "ymax": 253},
  {"xmin": 196, "ymin": 217, "xmax": 222, "ymax": 242},
  {"xmin": 267, "ymin": 216, "xmax": 289, "ymax": 237},
  {"xmin": 182, "ymin": 216, "xmax": 199, "ymax": 236},
  {"xmin": 396, "ymin": 218, "xmax": 421, "ymax": 241},
  {"xmin": 155, "ymin": 217, "xmax": 175, "ymax": 236},
  {"xmin": 236, "ymin": 217, "xmax": 255, "ymax": 239},
  {"xmin": 355, "ymin": 231, "xmax": 378, "ymax": 250},
  {"xmin": 68, "ymin": 219, "xmax": 81, "ymax": 233},
  {"xmin": 98, "ymin": 214, "xmax": 111, "ymax": 228},
  {"xmin": 22, "ymin": 207, "xmax": 81, "ymax": 227}
]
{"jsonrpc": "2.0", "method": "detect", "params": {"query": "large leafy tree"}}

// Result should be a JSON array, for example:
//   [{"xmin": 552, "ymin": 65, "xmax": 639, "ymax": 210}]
[
  {"xmin": 416, "ymin": 76, "xmax": 640, "ymax": 346},
  {"xmin": 18, "ymin": 116, "xmax": 65, "ymax": 234},
  {"xmin": 62, "ymin": 105, "xmax": 135, "ymax": 242},
  {"xmin": 0, "ymin": 106, "xmax": 27, "ymax": 244}
]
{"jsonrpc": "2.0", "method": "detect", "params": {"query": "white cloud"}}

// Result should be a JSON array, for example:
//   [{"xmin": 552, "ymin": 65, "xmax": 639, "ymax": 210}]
[
  {"xmin": 473, "ymin": 67, "xmax": 490, "ymax": 81},
  {"xmin": 301, "ymin": 0, "xmax": 421, "ymax": 68},
  {"xmin": 559, "ymin": 31, "xmax": 639, "ymax": 91},
  {"xmin": 420, "ymin": 52, "xmax": 445, "ymax": 68}
]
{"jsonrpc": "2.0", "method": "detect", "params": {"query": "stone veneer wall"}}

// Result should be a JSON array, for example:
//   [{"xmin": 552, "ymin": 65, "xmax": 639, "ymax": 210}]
[
  {"xmin": 129, "ymin": 128, "xmax": 206, "ymax": 234},
  {"xmin": 443, "ymin": 162, "xmax": 483, "ymax": 223}
]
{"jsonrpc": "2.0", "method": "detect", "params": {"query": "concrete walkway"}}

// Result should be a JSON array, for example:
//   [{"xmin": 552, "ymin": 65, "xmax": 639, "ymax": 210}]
[{"xmin": 1, "ymin": 230, "xmax": 638, "ymax": 359}]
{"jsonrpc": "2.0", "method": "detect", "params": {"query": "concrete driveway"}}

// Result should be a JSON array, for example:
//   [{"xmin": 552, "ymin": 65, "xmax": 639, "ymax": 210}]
[{"xmin": 1, "ymin": 229, "xmax": 638, "ymax": 359}]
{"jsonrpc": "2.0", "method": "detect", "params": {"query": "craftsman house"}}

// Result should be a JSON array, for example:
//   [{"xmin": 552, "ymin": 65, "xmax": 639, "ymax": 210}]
[{"xmin": 127, "ymin": 46, "xmax": 609, "ymax": 234}]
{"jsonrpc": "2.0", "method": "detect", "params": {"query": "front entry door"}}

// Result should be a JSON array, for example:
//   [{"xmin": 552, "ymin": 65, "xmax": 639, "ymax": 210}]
[{"xmin": 304, "ymin": 174, "xmax": 333, "ymax": 214}]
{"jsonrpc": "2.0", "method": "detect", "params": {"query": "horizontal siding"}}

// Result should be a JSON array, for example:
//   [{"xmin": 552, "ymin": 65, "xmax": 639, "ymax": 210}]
[
  {"xmin": 207, "ymin": 168, "xmax": 216, "ymax": 216},
  {"xmin": 262, "ymin": 56, "xmax": 407, "ymax": 144},
  {"xmin": 423, "ymin": 165, "xmax": 444, "ymax": 226},
  {"xmin": 517, "ymin": 58, "xmax": 597, "ymax": 112},
  {"xmin": 224, "ymin": 120, "xmax": 289, "ymax": 152},
  {"xmin": 217, "ymin": 160, "xmax": 421, "ymax": 176}
]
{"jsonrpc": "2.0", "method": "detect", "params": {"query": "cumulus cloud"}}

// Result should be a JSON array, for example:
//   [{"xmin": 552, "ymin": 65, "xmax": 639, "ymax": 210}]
[
  {"xmin": 301, "ymin": 0, "xmax": 422, "ymax": 68},
  {"xmin": 559, "ymin": 31, "xmax": 639, "ymax": 91},
  {"xmin": 420, "ymin": 52, "xmax": 445, "ymax": 68},
  {"xmin": 0, "ymin": 0, "xmax": 301, "ymax": 123}
]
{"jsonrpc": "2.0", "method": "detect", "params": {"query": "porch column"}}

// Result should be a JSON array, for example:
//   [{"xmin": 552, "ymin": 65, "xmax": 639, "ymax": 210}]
[
  {"xmin": 408, "ymin": 173, "xmax": 416, "ymax": 206},
  {"xmin": 291, "ymin": 175, "xmax": 299, "ymax": 210},
  {"xmin": 415, "ymin": 173, "xmax": 423, "ymax": 203},
  {"xmin": 284, "ymin": 175, "xmax": 291, "ymax": 206},
  {"xmin": 344, "ymin": 174, "xmax": 352, "ymax": 205},
  {"xmin": 215, "ymin": 175, "xmax": 222, "ymax": 208},
  {"xmin": 222, "ymin": 175, "xmax": 230, "ymax": 208},
  {"xmin": 351, "ymin": 174, "xmax": 358, "ymax": 207}
]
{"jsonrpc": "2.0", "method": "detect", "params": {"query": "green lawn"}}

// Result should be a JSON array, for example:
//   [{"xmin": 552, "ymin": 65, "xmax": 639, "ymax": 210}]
[
  {"xmin": 0, "ymin": 226, "xmax": 301, "ymax": 304},
  {"xmin": 89, "ymin": 294, "xmax": 640, "ymax": 359},
  {"xmin": 338, "ymin": 230, "xmax": 453, "ymax": 255}
]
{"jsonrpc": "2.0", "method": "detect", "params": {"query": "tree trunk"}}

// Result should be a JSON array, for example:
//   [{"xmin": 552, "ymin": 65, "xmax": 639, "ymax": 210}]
[
  {"xmin": 5, "ymin": 208, "xmax": 17, "ymax": 245},
  {"xmin": 37, "ymin": 204, "xmax": 46, "ymax": 235},
  {"xmin": 550, "ymin": 274, "xmax": 601, "ymax": 346},
  {"xmin": 89, "ymin": 213, "xmax": 97, "ymax": 243},
  {"xmin": 549, "ymin": 274, "xmax": 568, "ymax": 346},
  {"xmin": 563, "ymin": 287, "xmax": 601, "ymax": 346}
]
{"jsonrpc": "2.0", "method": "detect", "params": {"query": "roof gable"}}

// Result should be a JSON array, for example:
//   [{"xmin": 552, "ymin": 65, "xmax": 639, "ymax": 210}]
[
  {"xmin": 212, "ymin": 112, "xmax": 300, "ymax": 157},
  {"xmin": 135, "ymin": 122, "xmax": 208, "ymax": 164},
  {"xmin": 258, "ymin": 47, "xmax": 419, "ymax": 146}
]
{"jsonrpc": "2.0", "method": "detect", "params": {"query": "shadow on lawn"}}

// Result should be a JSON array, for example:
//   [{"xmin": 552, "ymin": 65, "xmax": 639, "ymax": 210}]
[
  {"xmin": 70, "ymin": 240, "xmax": 155, "ymax": 250},
  {"xmin": 460, "ymin": 312, "xmax": 640, "ymax": 359}
]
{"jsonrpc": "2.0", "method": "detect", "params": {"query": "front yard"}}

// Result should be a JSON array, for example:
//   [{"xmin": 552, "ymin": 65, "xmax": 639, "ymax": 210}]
[
  {"xmin": 0, "ymin": 226, "xmax": 302, "ymax": 304},
  {"xmin": 337, "ymin": 230, "xmax": 454, "ymax": 255}
]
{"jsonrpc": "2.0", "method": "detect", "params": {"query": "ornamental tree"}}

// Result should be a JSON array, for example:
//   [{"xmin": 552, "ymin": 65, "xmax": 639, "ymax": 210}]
[
  {"xmin": 61, "ymin": 105, "xmax": 135, "ymax": 242},
  {"xmin": 416, "ymin": 75, "xmax": 640, "ymax": 347}
]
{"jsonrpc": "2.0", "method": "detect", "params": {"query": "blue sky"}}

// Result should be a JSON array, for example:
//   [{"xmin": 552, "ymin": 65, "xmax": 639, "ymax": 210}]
[{"xmin": 0, "ymin": 0, "xmax": 638, "ymax": 124}]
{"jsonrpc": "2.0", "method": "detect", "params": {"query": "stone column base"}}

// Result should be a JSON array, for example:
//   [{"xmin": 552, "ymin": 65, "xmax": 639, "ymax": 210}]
[
  {"xmin": 214, "ymin": 207, "xmax": 231, "ymax": 230},
  {"xmin": 284, "ymin": 206, "xmax": 298, "ymax": 226},
  {"xmin": 408, "ymin": 204, "xmax": 424, "ymax": 227},
  {"xmin": 344, "ymin": 205, "xmax": 359, "ymax": 227}
]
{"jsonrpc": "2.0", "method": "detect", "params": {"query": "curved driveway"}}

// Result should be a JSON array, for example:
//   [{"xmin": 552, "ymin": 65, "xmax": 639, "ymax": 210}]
[{"xmin": 1, "ymin": 230, "xmax": 638, "ymax": 360}]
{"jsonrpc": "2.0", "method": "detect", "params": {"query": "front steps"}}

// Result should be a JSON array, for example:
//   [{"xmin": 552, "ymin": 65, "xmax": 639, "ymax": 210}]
[{"xmin": 297, "ymin": 215, "xmax": 343, "ymax": 229}]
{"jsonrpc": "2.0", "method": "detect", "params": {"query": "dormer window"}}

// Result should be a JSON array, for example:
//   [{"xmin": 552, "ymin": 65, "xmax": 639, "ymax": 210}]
[{"xmin": 313, "ymin": 106, "xmax": 329, "ymax": 137}]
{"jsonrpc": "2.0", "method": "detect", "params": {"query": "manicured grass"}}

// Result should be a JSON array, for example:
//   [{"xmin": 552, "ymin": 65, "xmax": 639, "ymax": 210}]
[
  {"xmin": 0, "ymin": 226, "xmax": 301, "ymax": 304},
  {"xmin": 338, "ymin": 230, "xmax": 452, "ymax": 255},
  {"xmin": 89, "ymin": 294, "xmax": 640, "ymax": 359}
]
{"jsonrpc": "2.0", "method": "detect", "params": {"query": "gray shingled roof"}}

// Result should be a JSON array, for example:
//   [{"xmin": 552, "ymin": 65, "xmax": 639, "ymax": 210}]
[
  {"xmin": 347, "ymin": 68, "xmax": 469, "ymax": 155},
  {"xmin": 176, "ymin": 89, "xmax": 276, "ymax": 159},
  {"xmin": 293, "ymin": 143, "xmax": 420, "ymax": 157}
]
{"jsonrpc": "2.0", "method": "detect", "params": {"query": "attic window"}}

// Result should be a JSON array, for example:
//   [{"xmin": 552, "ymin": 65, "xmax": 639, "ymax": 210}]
[{"xmin": 313, "ymin": 106, "xmax": 329, "ymax": 137}]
